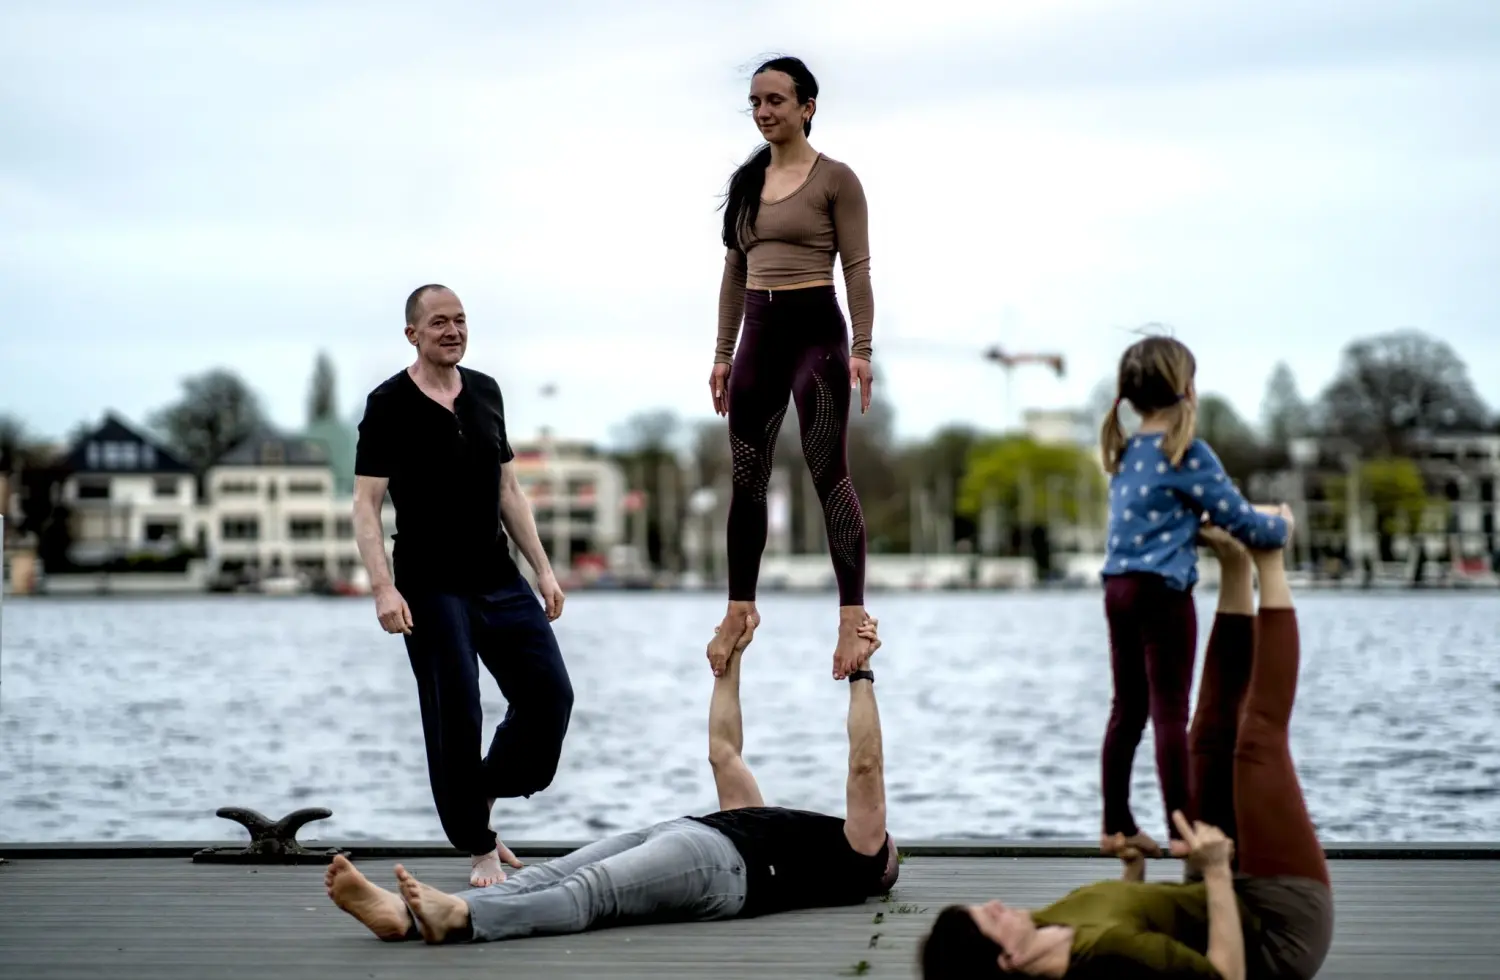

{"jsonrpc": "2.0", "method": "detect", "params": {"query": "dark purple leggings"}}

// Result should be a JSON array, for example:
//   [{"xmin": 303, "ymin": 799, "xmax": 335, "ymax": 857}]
[
  {"xmin": 726, "ymin": 286, "xmax": 866, "ymax": 606},
  {"xmin": 1101, "ymin": 573, "xmax": 1197, "ymax": 841}
]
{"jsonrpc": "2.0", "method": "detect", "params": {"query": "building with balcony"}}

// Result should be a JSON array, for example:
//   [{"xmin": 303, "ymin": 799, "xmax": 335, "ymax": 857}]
[
  {"xmin": 206, "ymin": 428, "xmax": 391, "ymax": 586},
  {"xmin": 508, "ymin": 431, "xmax": 627, "ymax": 578}
]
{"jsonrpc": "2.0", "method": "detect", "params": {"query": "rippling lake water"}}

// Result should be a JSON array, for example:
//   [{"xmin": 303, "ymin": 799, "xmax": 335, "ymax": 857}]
[{"xmin": 2, "ymin": 590, "xmax": 1498, "ymax": 844}]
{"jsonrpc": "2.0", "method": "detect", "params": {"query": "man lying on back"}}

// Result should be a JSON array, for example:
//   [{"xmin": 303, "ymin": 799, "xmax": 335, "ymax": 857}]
[{"xmin": 324, "ymin": 614, "xmax": 898, "ymax": 942}]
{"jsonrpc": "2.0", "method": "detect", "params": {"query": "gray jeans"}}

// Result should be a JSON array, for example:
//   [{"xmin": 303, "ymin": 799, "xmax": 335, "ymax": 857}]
[{"xmin": 455, "ymin": 817, "xmax": 749, "ymax": 942}]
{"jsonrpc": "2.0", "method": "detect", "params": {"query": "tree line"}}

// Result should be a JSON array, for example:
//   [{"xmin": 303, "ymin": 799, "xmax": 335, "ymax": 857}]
[{"xmin": 1, "ymin": 328, "xmax": 1492, "ymax": 575}]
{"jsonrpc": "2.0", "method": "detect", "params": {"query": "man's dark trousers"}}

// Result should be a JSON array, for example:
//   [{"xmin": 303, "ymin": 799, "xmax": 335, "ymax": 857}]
[{"xmin": 402, "ymin": 570, "xmax": 574, "ymax": 856}]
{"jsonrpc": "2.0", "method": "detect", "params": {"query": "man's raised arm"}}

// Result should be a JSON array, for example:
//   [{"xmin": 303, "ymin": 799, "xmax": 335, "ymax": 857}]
[
  {"xmin": 843, "ymin": 616, "xmax": 887, "ymax": 856},
  {"xmin": 706, "ymin": 621, "xmax": 765, "ymax": 812}
]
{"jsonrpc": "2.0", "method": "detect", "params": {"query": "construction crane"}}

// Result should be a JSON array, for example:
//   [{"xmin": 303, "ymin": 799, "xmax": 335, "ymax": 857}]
[
  {"xmin": 982, "ymin": 346, "xmax": 1067, "ymax": 430},
  {"xmin": 982, "ymin": 346, "xmax": 1066, "ymax": 378}
]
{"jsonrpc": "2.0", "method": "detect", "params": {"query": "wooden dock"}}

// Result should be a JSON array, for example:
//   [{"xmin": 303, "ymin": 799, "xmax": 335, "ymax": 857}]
[{"xmin": 3, "ymin": 842, "xmax": 1498, "ymax": 978}]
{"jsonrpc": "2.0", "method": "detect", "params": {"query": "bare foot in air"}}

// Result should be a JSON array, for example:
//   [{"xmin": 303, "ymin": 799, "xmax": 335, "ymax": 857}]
[
  {"xmin": 396, "ymin": 863, "xmax": 471, "ymax": 944},
  {"xmin": 324, "ymin": 854, "xmax": 411, "ymax": 941},
  {"xmin": 707, "ymin": 601, "xmax": 757, "ymax": 676},
  {"xmin": 832, "ymin": 607, "xmax": 874, "ymax": 680}
]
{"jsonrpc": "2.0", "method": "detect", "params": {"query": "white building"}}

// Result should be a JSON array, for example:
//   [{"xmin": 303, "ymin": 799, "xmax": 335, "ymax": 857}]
[
  {"xmin": 508, "ymin": 430, "xmax": 628, "ymax": 580},
  {"xmin": 205, "ymin": 428, "xmax": 393, "ymax": 586},
  {"xmin": 60, "ymin": 414, "xmax": 201, "ymax": 564}
]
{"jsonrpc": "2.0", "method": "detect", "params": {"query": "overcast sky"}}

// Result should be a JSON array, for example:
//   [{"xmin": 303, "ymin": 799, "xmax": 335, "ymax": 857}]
[{"xmin": 2, "ymin": 0, "xmax": 1496, "ymax": 449}]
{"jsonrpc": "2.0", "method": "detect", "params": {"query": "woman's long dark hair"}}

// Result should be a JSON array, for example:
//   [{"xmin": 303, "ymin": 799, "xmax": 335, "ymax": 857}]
[{"xmin": 720, "ymin": 56, "xmax": 819, "ymax": 250}]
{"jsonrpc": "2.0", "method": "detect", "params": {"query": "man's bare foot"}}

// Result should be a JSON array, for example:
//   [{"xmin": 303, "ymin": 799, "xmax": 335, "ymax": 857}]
[
  {"xmin": 707, "ymin": 601, "xmax": 757, "ymax": 676},
  {"xmin": 470, "ymin": 847, "xmax": 513, "ymax": 887},
  {"xmin": 395, "ymin": 864, "xmax": 471, "ymax": 944},
  {"xmin": 833, "ymin": 606, "xmax": 874, "ymax": 680},
  {"xmin": 1101, "ymin": 831, "xmax": 1162, "ymax": 857},
  {"xmin": 324, "ymin": 854, "xmax": 412, "ymax": 941}
]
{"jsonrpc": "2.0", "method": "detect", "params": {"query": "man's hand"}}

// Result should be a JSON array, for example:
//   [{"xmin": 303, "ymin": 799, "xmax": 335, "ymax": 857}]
[
  {"xmin": 849, "ymin": 357, "xmax": 873, "ymax": 415},
  {"xmin": 854, "ymin": 615, "xmax": 880, "ymax": 666},
  {"xmin": 709, "ymin": 362, "xmax": 731, "ymax": 417},
  {"xmin": 374, "ymin": 584, "xmax": 413, "ymax": 635},
  {"xmin": 1169, "ymin": 811, "xmax": 1234, "ymax": 873},
  {"xmin": 536, "ymin": 570, "xmax": 565, "ymax": 621}
]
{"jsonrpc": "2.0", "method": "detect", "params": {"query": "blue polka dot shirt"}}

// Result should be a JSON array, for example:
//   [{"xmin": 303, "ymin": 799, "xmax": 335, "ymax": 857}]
[{"xmin": 1103, "ymin": 436, "xmax": 1289, "ymax": 591}]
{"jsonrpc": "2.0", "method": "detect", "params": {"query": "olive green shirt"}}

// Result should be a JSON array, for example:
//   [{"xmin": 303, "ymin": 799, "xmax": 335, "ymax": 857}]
[{"xmin": 1031, "ymin": 879, "xmax": 1257, "ymax": 978}]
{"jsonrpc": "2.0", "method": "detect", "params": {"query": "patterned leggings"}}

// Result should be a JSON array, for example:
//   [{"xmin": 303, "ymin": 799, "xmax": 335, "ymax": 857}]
[{"xmin": 725, "ymin": 285, "xmax": 866, "ymax": 606}]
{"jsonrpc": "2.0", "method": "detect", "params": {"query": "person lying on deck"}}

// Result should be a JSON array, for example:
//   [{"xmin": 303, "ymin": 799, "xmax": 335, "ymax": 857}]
[
  {"xmin": 324, "ymin": 613, "xmax": 898, "ymax": 944},
  {"xmin": 918, "ymin": 516, "xmax": 1335, "ymax": 980}
]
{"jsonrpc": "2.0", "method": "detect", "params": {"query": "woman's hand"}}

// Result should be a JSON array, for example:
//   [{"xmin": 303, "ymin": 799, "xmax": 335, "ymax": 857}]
[
  {"xmin": 709, "ymin": 363, "xmax": 731, "ymax": 417},
  {"xmin": 849, "ymin": 357, "xmax": 873, "ymax": 414},
  {"xmin": 1169, "ymin": 811, "xmax": 1235, "ymax": 873}
]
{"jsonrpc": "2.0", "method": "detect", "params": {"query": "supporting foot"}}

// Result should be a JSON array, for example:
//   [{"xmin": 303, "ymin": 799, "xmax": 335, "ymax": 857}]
[
  {"xmin": 194, "ymin": 806, "xmax": 346, "ymax": 864},
  {"xmin": 325, "ymin": 855, "xmax": 412, "ymax": 941},
  {"xmin": 469, "ymin": 847, "xmax": 515, "ymax": 887},
  {"xmin": 707, "ymin": 601, "xmax": 757, "ymax": 676},
  {"xmin": 396, "ymin": 863, "xmax": 472, "ymax": 944}
]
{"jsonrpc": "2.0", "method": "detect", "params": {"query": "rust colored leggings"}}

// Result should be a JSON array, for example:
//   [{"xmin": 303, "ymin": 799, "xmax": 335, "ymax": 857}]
[{"xmin": 1189, "ymin": 609, "xmax": 1329, "ymax": 885}]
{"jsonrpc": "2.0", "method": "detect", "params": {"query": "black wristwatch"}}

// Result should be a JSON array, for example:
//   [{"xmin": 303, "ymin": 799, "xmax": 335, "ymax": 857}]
[{"xmin": 848, "ymin": 668, "xmax": 874, "ymax": 684}]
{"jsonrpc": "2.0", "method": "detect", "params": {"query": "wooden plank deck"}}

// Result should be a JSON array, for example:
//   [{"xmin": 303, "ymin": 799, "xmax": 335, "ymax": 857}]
[{"xmin": 2, "ymin": 851, "xmax": 1498, "ymax": 979}]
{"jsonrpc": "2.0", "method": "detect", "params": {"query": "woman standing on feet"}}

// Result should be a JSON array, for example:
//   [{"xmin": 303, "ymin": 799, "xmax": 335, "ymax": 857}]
[
  {"xmin": 1094, "ymin": 336, "xmax": 1289, "ymax": 859},
  {"xmin": 706, "ymin": 55, "xmax": 875, "ymax": 679}
]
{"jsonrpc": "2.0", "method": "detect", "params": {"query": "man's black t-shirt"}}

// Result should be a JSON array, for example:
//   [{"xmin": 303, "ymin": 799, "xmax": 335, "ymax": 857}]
[
  {"xmin": 688, "ymin": 806, "xmax": 891, "ymax": 917},
  {"xmin": 353, "ymin": 366, "xmax": 519, "ymax": 594}
]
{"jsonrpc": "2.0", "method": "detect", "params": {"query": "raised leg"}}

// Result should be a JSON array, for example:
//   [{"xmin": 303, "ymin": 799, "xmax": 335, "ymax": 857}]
[
  {"xmin": 1234, "ymin": 551, "xmax": 1329, "ymax": 885},
  {"xmin": 472, "ymin": 574, "xmax": 575, "ymax": 802},
  {"xmin": 1188, "ymin": 537, "xmax": 1257, "ymax": 852},
  {"xmin": 1100, "ymin": 576, "xmax": 1150, "ymax": 841}
]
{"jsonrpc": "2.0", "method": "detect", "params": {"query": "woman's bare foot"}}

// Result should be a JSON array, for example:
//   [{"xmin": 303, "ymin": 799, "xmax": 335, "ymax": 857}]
[
  {"xmin": 832, "ymin": 606, "xmax": 874, "ymax": 679},
  {"xmin": 1100, "ymin": 830, "xmax": 1162, "ymax": 857},
  {"xmin": 707, "ymin": 601, "xmax": 757, "ymax": 676},
  {"xmin": 324, "ymin": 854, "xmax": 412, "ymax": 941},
  {"xmin": 395, "ymin": 863, "xmax": 471, "ymax": 944}
]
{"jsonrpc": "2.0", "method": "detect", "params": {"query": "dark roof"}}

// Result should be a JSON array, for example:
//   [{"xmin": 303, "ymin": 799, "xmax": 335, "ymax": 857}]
[
  {"xmin": 66, "ymin": 413, "xmax": 193, "ymax": 474},
  {"xmin": 216, "ymin": 427, "xmax": 331, "ymax": 468}
]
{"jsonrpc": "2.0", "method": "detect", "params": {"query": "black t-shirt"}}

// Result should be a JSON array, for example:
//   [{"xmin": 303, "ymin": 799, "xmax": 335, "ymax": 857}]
[
  {"xmin": 689, "ymin": 806, "xmax": 890, "ymax": 917},
  {"xmin": 353, "ymin": 366, "xmax": 519, "ymax": 594}
]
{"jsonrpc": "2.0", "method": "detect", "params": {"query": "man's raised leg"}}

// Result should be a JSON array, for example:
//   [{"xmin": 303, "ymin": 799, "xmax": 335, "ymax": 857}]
[{"xmin": 1235, "ymin": 548, "xmax": 1330, "ymax": 886}]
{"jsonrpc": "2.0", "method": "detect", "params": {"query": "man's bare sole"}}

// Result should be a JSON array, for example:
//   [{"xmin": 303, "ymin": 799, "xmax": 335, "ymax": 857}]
[
  {"xmin": 707, "ymin": 603, "xmax": 757, "ymax": 676},
  {"xmin": 325, "ymin": 855, "xmax": 412, "ymax": 941},
  {"xmin": 396, "ymin": 863, "xmax": 471, "ymax": 944}
]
